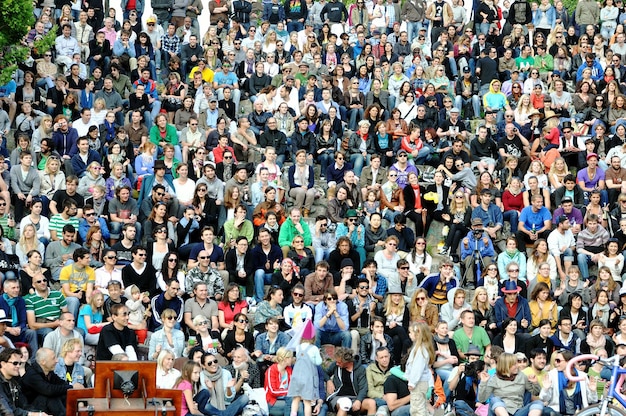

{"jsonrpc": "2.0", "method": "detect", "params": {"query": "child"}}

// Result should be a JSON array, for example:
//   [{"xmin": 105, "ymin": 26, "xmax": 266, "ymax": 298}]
[
  {"xmin": 174, "ymin": 361, "xmax": 206, "ymax": 416},
  {"xmin": 125, "ymin": 284, "xmax": 149, "ymax": 343},
  {"xmin": 78, "ymin": 290, "xmax": 106, "ymax": 345},
  {"xmin": 362, "ymin": 190, "xmax": 380, "ymax": 220},
  {"xmin": 176, "ymin": 206, "xmax": 200, "ymax": 248},
  {"xmin": 288, "ymin": 319, "xmax": 322, "ymax": 416},
  {"xmin": 405, "ymin": 322, "xmax": 435, "ymax": 416}
]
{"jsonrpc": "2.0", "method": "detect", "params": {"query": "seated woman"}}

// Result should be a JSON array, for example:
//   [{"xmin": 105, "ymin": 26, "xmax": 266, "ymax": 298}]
[
  {"xmin": 491, "ymin": 317, "xmax": 525, "ymax": 354},
  {"xmin": 218, "ymin": 284, "xmax": 249, "ymax": 337},
  {"xmin": 155, "ymin": 349, "xmax": 181, "ymax": 389},
  {"xmin": 287, "ymin": 236, "xmax": 315, "ymax": 278},
  {"xmin": 374, "ymin": 236, "xmax": 401, "ymax": 283},
  {"xmin": 223, "ymin": 313, "xmax": 258, "ymax": 360},
  {"xmin": 528, "ymin": 282, "xmax": 557, "ymax": 333},
  {"xmin": 271, "ymin": 258, "xmax": 303, "ymax": 307},
  {"xmin": 288, "ymin": 149, "xmax": 317, "ymax": 218},
  {"xmin": 384, "ymin": 286, "xmax": 412, "ymax": 365},
  {"xmin": 254, "ymin": 287, "xmax": 286, "ymax": 333},
  {"xmin": 18, "ymin": 249, "xmax": 52, "ymax": 296},
  {"xmin": 581, "ymin": 319, "xmax": 615, "ymax": 356},
  {"xmin": 187, "ymin": 314, "xmax": 223, "ymax": 357},
  {"xmin": 408, "ymin": 288, "xmax": 439, "ymax": 331},
  {"xmin": 254, "ymin": 317, "xmax": 291, "ymax": 378},
  {"xmin": 78, "ymin": 290, "xmax": 107, "ymax": 346},
  {"xmin": 264, "ymin": 347, "xmax": 294, "ymax": 416},
  {"xmin": 148, "ymin": 308, "xmax": 186, "ymax": 359}
]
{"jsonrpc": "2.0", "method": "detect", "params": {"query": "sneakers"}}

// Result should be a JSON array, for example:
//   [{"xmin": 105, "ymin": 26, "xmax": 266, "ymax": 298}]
[{"xmin": 439, "ymin": 246, "xmax": 449, "ymax": 255}]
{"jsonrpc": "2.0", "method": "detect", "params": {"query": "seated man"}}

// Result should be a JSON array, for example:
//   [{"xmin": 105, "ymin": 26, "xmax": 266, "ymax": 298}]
[
  {"xmin": 26, "ymin": 277, "xmax": 69, "ymax": 344},
  {"xmin": 21, "ymin": 348, "xmax": 72, "ymax": 416},
  {"xmin": 577, "ymin": 214, "xmax": 610, "ymax": 281},
  {"xmin": 59, "ymin": 247, "xmax": 95, "ymax": 320},
  {"xmin": 313, "ymin": 289, "xmax": 351, "ymax": 348},
  {"xmin": 326, "ymin": 347, "xmax": 374, "ymax": 416},
  {"xmin": 0, "ymin": 348, "xmax": 32, "ymax": 415},
  {"xmin": 96, "ymin": 303, "xmax": 138, "ymax": 361},
  {"xmin": 460, "ymin": 218, "xmax": 495, "ymax": 289}
]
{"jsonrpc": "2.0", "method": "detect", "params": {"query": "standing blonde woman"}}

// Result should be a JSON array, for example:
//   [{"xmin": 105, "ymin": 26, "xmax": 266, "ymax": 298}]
[{"xmin": 405, "ymin": 322, "xmax": 435, "ymax": 416}]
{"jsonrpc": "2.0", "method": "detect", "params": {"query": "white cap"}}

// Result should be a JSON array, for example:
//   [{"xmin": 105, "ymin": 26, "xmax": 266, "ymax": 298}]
[{"xmin": 337, "ymin": 398, "xmax": 352, "ymax": 411}]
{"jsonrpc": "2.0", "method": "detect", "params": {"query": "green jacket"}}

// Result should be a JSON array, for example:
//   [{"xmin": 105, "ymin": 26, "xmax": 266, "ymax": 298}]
[
  {"xmin": 278, "ymin": 218, "xmax": 312, "ymax": 247},
  {"xmin": 149, "ymin": 124, "xmax": 179, "ymax": 147}
]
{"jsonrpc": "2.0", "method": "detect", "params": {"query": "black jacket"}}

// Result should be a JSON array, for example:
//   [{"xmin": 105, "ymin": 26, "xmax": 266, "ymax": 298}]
[
  {"xmin": 0, "ymin": 374, "xmax": 30, "ymax": 416},
  {"xmin": 291, "ymin": 129, "xmax": 317, "ymax": 155},
  {"xmin": 225, "ymin": 248, "xmax": 255, "ymax": 286},
  {"xmin": 21, "ymin": 362, "xmax": 70, "ymax": 416},
  {"xmin": 259, "ymin": 129, "xmax": 288, "ymax": 155}
]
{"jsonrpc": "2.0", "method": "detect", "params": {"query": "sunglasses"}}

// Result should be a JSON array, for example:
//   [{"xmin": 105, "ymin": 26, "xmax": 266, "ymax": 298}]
[
  {"xmin": 326, "ymin": 297, "xmax": 337, "ymax": 301},
  {"xmin": 35, "ymin": 279, "xmax": 48, "ymax": 284},
  {"xmin": 168, "ymin": 258, "xmax": 178, "ymax": 262},
  {"xmin": 416, "ymin": 297, "xmax": 426, "ymax": 300},
  {"xmin": 206, "ymin": 359, "xmax": 219, "ymax": 365},
  {"xmin": 359, "ymin": 286, "xmax": 369, "ymax": 289},
  {"xmin": 198, "ymin": 321, "xmax": 209, "ymax": 325},
  {"xmin": 399, "ymin": 266, "xmax": 409, "ymax": 270},
  {"xmin": 554, "ymin": 358, "xmax": 563, "ymax": 364},
  {"xmin": 238, "ymin": 319, "xmax": 249, "ymax": 323},
  {"xmin": 199, "ymin": 256, "xmax": 209, "ymax": 260},
  {"xmin": 509, "ymin": 269, "xmax": 519, "ymax": 273},
  {"xmin": 224, "ymin": 156, "xmax": 232, "ymax": 159},
  {"xmin": 487, "ymin": 267, "xmax": 497, "ymax": 271},
  {"xmin": 293, "ymin": 293, "xmax": 304, "ymax": 297},
  {"xmin": 105, "ymin": 256, "xmax": 117, "ymax": 260},
  {"xmin": 156, "ymin": 192, "xmax": 165, "ymax": 197},
  {"xmin": 165, "ymin": 316, "xmax": 176, "ymax": 320},
  {"xmin": 6, "ymin": 361, "xmax": 20, "ymax": 366}
]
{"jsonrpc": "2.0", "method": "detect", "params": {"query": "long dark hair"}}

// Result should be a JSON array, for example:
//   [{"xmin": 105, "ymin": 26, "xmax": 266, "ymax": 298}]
[{"xmin": 160, "ymin": 251, "xmax": 180, "ymax": 282}]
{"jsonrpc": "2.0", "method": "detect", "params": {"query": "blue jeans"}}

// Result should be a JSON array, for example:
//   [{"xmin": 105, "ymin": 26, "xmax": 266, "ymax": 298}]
[
  {"xmin": 349, "ymin": 153, "xmax": 368, "ymax": 176},
  {"xmin": 454, "ymin": 401, "xmax": 477, "ymax": 416},
  {"xmin": 318, "ymin": 151, "xmax": 334, "ymax": 177},
  {"xmin": 287, "ymin": 21, "xmax": 304, "ymax": 32},
  {"xmin": 503, "ymin": 210, "xmax": 519, "ymax": 233},
  {"xmin": 254, "ymin": 269, "xmax": 273, "ymax": 301},
  {"xmin": 347, "ymin": 108, "xmax": 364, "ymax": 131},
  {"xmin": 577, "ymin": 253, "xmax": 596, "ymax": 280},
  {"xmin": 195, "ymin": 389, "xmax": 248, "ymax": 416},
  {"xmin": 489, "ymin": 398, "xmax": 543, "ymax": 416},
  {"xmin": 269, "ymin": 397, "xmax": 293, "ymax": 416},
  {"xmin": 66, "ymin": 297, "xmax": 80, "ymax": 321},
  {"xmin": 391, "ymin": 405, "xmax": 410, "ymax": 416},
  {"xmin": 455, "ymin": 95, "xmax": 481, "ymax": 119},
  {"xmin": 109, "ymin": 221, "xmax": 142, "ymax": 242},
  {"xmin": 406, "ymin": 21, "xmax": 424, "ymax": 43},
  {"xmin": 315, "ymin": 329, "xmax": 351, "ymax": 348}
]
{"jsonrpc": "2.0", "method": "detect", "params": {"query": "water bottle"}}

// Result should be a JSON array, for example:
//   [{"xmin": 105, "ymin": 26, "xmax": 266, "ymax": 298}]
[{"xmin": 532, "ymin": 224, "xmax": 536, "ymax": 235}]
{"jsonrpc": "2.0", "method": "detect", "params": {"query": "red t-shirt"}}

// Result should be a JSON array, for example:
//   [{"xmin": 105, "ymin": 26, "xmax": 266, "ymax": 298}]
[{"xmin": 218, "ymin": 300, "xmax": 248, "ymax": 325}]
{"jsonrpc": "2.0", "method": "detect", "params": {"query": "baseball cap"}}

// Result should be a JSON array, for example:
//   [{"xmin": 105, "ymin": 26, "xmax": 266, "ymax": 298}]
[{"xmin": 146, "ymin": 15, "xmax": 157, "ymax": 23}]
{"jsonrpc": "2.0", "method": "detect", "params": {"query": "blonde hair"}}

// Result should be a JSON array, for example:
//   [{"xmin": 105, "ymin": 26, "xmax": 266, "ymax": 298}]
[
  {"xmin": 408, "ymin": 322, "xmax": 435, "ymax": 366},
  {"xmin": 496, "ymin": 352, "xmax": 517, "ymax": 378},
  {"xmin": 275, "ymin": 347, "xmax": 294, "ymax": 364},
  {"xmin": 18, "ymin": 224, "xmax": 39, "ymax": 254},
  {"xmin": 549, "ymin": 156, "xmax": 568, "ymax": 176},
  {"xmin": 383, "ymin": 292, "xmax": 406, "ymax": 316},
  {"xmin": 60, "ymin": 338, "xmax": 82, "ymax": 357},
  {"xmin": 471, "ymin": 286, "xmax": 490, "ymax": 310},
  {"xmin": 409, "ymin": 288, "xmax": 429, "ymax": 322}
]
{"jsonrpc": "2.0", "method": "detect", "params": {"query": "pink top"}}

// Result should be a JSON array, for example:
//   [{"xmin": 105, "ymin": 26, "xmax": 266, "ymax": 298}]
[{"xmin": 176, "ymin": 379, "xmax": 193, "ymax": 416}]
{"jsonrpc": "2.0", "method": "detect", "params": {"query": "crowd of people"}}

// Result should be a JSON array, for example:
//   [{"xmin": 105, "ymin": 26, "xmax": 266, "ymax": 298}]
[{"xmin": 4, "ymin": 0, "xmax": 626, "ymax": 415}]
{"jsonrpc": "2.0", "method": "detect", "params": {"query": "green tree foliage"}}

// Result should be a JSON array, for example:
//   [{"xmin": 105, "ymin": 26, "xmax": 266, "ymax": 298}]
[{"xmin": 0, "ymin": 0, "xmax": 35, "ymax": 84}]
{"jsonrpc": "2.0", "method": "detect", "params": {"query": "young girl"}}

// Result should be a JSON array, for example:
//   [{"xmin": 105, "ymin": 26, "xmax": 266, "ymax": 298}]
[
  {"xmin": 362, "ymin": 190, "xmax": 381, "ymax": 222},
  {"xmin": 405, "ymin": 322, "xmax": 435, "ymax": 416},
  {"xmin": 175, "ymin": 361, "xmax": 205, "ymax": 416},
  {"xmin": 288, "ymin": 319, "xmax": 322, "ymax": 416},
  {"xmin": 599, "ymin": 238, "xmax": 624, "ymax": 282},
  {"xmin": 78, "ymin": 290, "xmax": 106, "ymax": 345}
]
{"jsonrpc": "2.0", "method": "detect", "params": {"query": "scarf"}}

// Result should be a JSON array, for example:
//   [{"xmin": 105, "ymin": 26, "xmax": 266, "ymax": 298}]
[
  {"xmin": 204, "ymin": 368, "xmax": 226, "ymax": 409},
  {"xmin": 434, "ymin": 334, "xmax": 449, "ymax": 344},
  {"xmin": 558, "ymin": 370, "xmax": 582, "ymax": 414},
  {"xmin": 104, "ymin": 120, "xmax": 116, "ymax": 144},
  {"xmin": 585, "ymin": 332, "xmax": 606, "ymax": 350},
  {"xmin": 592, "ymin": 302, "xmax": 610, "ymax": 327},
  {"xmin": 2, "ymin": 294, "xmax": 17, "ymax": 327},
  {"xmin": 233, "ymin": 360, "xmax": 249, "ymax": 385}
]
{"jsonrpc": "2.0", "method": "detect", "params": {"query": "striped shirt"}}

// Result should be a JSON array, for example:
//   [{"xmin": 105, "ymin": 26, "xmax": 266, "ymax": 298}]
[
  {"xmin": 25, "ymin": 290, "xmax": 67, "ymax": 320},
  {"xmin": 49, "ymin": 214, "xmax": 80, "ymax": 238}
]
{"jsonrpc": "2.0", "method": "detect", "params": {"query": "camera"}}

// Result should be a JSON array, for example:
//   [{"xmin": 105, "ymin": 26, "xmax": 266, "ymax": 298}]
[{"xmin": 464, "ymin": 360, "xmax": 485, "ymax": 378}]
